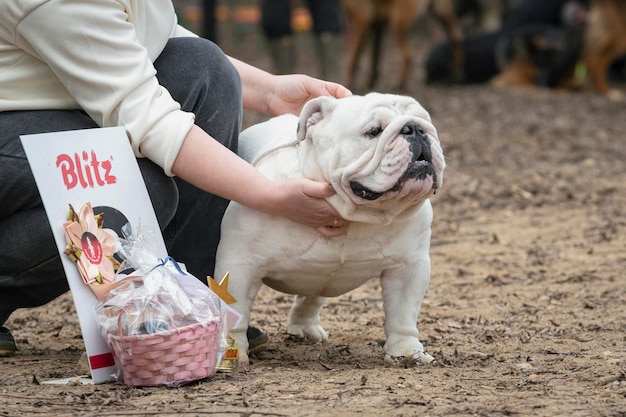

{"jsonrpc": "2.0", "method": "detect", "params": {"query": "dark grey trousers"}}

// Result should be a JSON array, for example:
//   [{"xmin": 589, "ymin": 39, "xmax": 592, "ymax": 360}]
[{"xmin": 0, "ymin": 37, "xmax": 242, "ymax": 326}]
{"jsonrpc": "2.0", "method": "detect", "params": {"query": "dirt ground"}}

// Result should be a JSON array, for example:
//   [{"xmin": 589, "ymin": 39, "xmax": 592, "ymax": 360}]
[{"xmin": 2, "ymin": 17, "xmax": 626, "ymax": 417}]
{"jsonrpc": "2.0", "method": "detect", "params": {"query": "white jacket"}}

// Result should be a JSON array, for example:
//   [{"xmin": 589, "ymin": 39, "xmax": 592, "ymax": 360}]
[{"xmin": 0, "ymin": 0, "xmax": 199, "ymax": 175}]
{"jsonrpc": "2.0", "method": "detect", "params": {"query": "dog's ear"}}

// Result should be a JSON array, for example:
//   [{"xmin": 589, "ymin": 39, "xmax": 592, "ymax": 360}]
[{"xmin": 297, "ymin": 96, "xmax": 337, "ymax": 141}]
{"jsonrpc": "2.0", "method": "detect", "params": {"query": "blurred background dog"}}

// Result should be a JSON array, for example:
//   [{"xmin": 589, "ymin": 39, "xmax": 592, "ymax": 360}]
[
  {"xmin": 176, "ymin": 0, "xmax": 625, "ymax": 95},
  {"xmin": 340, "ymin": 0, "xmax": 465, "ymax": 91},
  {"xmin": 426, "ymin": 0, "xmax": 626, "ymax": 95},
  {"xmin": 583, "ymin": 0, "xmax": 626, "ymax": 94}
]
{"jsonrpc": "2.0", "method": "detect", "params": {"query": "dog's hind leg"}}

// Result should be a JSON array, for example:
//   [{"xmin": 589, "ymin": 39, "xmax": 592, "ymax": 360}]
[
  {"xmin": 287, "ymin": 295, "xmax": 329, "ymax": 342},
  {"xmin": 226, "ymin": 277, "xmax": 265, "ymax": 365}
]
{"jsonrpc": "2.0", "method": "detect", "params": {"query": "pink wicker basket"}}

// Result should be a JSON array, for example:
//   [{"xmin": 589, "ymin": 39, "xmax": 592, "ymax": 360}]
[{"xmin": 107, "ymin": 316, "xmax": 221, "ymax": 387}]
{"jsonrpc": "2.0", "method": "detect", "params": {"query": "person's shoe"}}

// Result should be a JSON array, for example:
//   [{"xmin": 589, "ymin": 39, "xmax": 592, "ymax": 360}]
[
  {"xmin": 246, "ymin": 326, "xmax": 268, "ymax": 354},
  {"xmin": 0, "ymin": 327, "xmax": 17, "ymax": 357}
]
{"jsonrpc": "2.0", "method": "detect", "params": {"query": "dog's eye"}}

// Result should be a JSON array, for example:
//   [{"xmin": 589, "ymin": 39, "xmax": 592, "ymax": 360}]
[{"xmin": 366, "ymin": 127, "xmax": 382, "ymax": 139}]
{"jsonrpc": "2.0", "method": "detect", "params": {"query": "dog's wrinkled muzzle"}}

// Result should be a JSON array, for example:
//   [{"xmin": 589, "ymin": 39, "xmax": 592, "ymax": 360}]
[{"xmin": 349, "ymin": 121, "xmax": 436, "ymax": 200}]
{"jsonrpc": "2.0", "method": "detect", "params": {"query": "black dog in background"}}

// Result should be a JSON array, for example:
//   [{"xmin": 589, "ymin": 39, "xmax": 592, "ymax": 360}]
[{"xmin": 426, "ymin": 0, "xmax": 596, "ymax": 87}]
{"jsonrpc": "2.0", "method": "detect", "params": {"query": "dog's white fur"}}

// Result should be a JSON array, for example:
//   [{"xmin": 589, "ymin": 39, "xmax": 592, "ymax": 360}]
[{"xmin": 215, "ymin": 93, "xmax": 445, "ymax": 365}]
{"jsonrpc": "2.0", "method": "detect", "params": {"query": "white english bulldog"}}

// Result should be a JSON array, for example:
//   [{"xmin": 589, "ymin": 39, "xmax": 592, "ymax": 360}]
[{"xmin": 215, "ymin": 92, "xmax": 445, "ymax": 366}]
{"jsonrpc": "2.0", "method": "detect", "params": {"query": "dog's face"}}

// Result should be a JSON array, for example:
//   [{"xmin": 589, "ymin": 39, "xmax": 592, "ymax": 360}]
[{"xmin": 296, "ymin": 93, "xmax": 445, "ymax": 223}]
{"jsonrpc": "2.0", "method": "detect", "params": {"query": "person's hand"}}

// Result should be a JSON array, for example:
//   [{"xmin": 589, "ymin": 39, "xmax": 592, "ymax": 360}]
[
  {"xmin": 259, "ymin": 75, "xmax": 351, "ymax": 236},
  {"xmin": 265, "ymin": 74, "xmax": 352, "ymax": 117},
  {"xmin": 268, "ymin": 178, "xmax": 349, "ymax": 237}
]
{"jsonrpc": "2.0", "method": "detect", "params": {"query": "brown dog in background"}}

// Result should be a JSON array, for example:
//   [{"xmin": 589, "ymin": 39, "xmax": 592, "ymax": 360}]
[
  {"xmin": 492, "ymin": 0, "xmax": 626, "ymax": 95},
  {"xmin": 340, "ymin": 0, "xmax": 464, "ymax": 91},
  {"xmin": 584, "ymin": 0, "xmax": 626, "ymax": 94},
  {"xmin": 491, "ymin": 26, "xmax": 580, "ymax": 89}
]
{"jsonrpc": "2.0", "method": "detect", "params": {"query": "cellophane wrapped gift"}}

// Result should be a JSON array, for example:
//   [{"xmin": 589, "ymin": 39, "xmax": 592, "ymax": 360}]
[{"xmin": 94, "ymin": 225, "xmax": 224, "ymax": 387}]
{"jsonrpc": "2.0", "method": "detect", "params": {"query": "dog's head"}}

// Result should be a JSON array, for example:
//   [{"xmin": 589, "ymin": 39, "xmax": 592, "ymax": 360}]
[{"xmin": 297, "ymin": 93, "xmax": 445, "ymax": 223}]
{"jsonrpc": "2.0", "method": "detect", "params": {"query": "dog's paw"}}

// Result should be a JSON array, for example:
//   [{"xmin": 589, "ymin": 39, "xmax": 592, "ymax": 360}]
[
  {"xmin": 237, "ymin": 351, "xmax": 251, "ymax": 367},
  {"xmin": 384, "ymin": 350, "xmax": 436, "ymax": 367},
  {"xmin": 287, "ymin": 323, "xmax": 329, "ymax": 342},
  {"xmin": 229, "ymin": 330, "xmax": 250, "ymax": 366}
]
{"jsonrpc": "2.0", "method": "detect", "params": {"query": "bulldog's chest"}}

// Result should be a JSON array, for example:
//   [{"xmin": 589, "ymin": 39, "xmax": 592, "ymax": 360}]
[{"xmin": 259, "ymin": 234, "xmax": 409, "ymax": 297}]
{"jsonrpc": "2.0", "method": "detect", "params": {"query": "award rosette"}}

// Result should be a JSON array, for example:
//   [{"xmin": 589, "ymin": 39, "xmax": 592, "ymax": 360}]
[{"xmin": 63, "ymin": 201, "xmax": 121, "ymax": 299}]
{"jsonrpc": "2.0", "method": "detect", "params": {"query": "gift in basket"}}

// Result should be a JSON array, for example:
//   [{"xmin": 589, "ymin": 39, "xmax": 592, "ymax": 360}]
[
  {"xmin": 64, "ymin": 202, "xmax": 225, "ymax": 386},
  {"xmin": 98, "ymin": 260, "xmax": 223, "ymax": 387}
]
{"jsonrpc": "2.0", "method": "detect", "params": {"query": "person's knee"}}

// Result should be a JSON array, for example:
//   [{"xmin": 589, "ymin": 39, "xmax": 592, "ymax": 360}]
[
  {"xmin": 156, "ymin": 38, "xmax": 242, "ymax": 115},
  {"xmin": 155, "ymin": 37, "xmax": 242, "ymax": 148}
]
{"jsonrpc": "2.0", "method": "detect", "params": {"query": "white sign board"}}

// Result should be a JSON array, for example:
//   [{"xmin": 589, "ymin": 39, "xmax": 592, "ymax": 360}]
[{"xmin": 21, "ymin": 126, "xmax": 166, "ymax": 383}]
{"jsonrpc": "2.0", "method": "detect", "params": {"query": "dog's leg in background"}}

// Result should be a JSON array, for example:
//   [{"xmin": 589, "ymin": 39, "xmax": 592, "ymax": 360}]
[
  {"xmin": 584, "ymin": 0, "xmax": 626, "ymax": 95},
  {"xmin": 429, "ymin": 0, "xmax": 465, "ymax": 81},
  {"xmin": 287, "ymin": 295, "xmax": 329, "ymax": 342},
  {"xmin": 388, "ymin": 0, "xmax": 426, "ymax": 90},
  {"xmin": 340, "ymin": 0, "xmax": 376, "ymax": 90},
  {"xmin": 367, "ymin": 22, "xmax": 386, "ymax": 89}
]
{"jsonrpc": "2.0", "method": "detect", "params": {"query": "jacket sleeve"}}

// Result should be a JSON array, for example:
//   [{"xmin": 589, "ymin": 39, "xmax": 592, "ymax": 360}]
[{"xmin": 15, "ymin": 0, "xmax": 195, "ymax": 176}]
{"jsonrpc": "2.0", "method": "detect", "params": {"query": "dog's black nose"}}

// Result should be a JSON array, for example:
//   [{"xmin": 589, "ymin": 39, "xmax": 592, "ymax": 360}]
[
  {"xmin": 400, "ymin": 122, "xmax": 426, "ymax": 141},
  {"xmin": 401, "ymin": 122, "xmax": 431, "ymax": 163}
]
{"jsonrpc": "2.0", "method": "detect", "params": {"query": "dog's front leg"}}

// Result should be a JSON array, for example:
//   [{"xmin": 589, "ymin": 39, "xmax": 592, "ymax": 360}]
[
  {"xmin": 380, "ymin": 259, "xmax": 435, "ymax": 366},
  {"xmin": 287, "ymin": 295, "xmax": 329, "ymax": 342}
]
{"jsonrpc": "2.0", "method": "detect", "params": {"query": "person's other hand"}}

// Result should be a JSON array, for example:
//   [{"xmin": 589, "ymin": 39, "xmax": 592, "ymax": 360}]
[{"xmin": 266, "ymin": 74, "xmax": 352, "ymax": 117}]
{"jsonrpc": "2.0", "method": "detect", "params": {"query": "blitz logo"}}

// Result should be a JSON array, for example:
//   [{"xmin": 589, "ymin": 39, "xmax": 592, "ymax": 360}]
[{"xmin": 56, "ymin": 150, "xmax": 117, "ymax": 190}]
